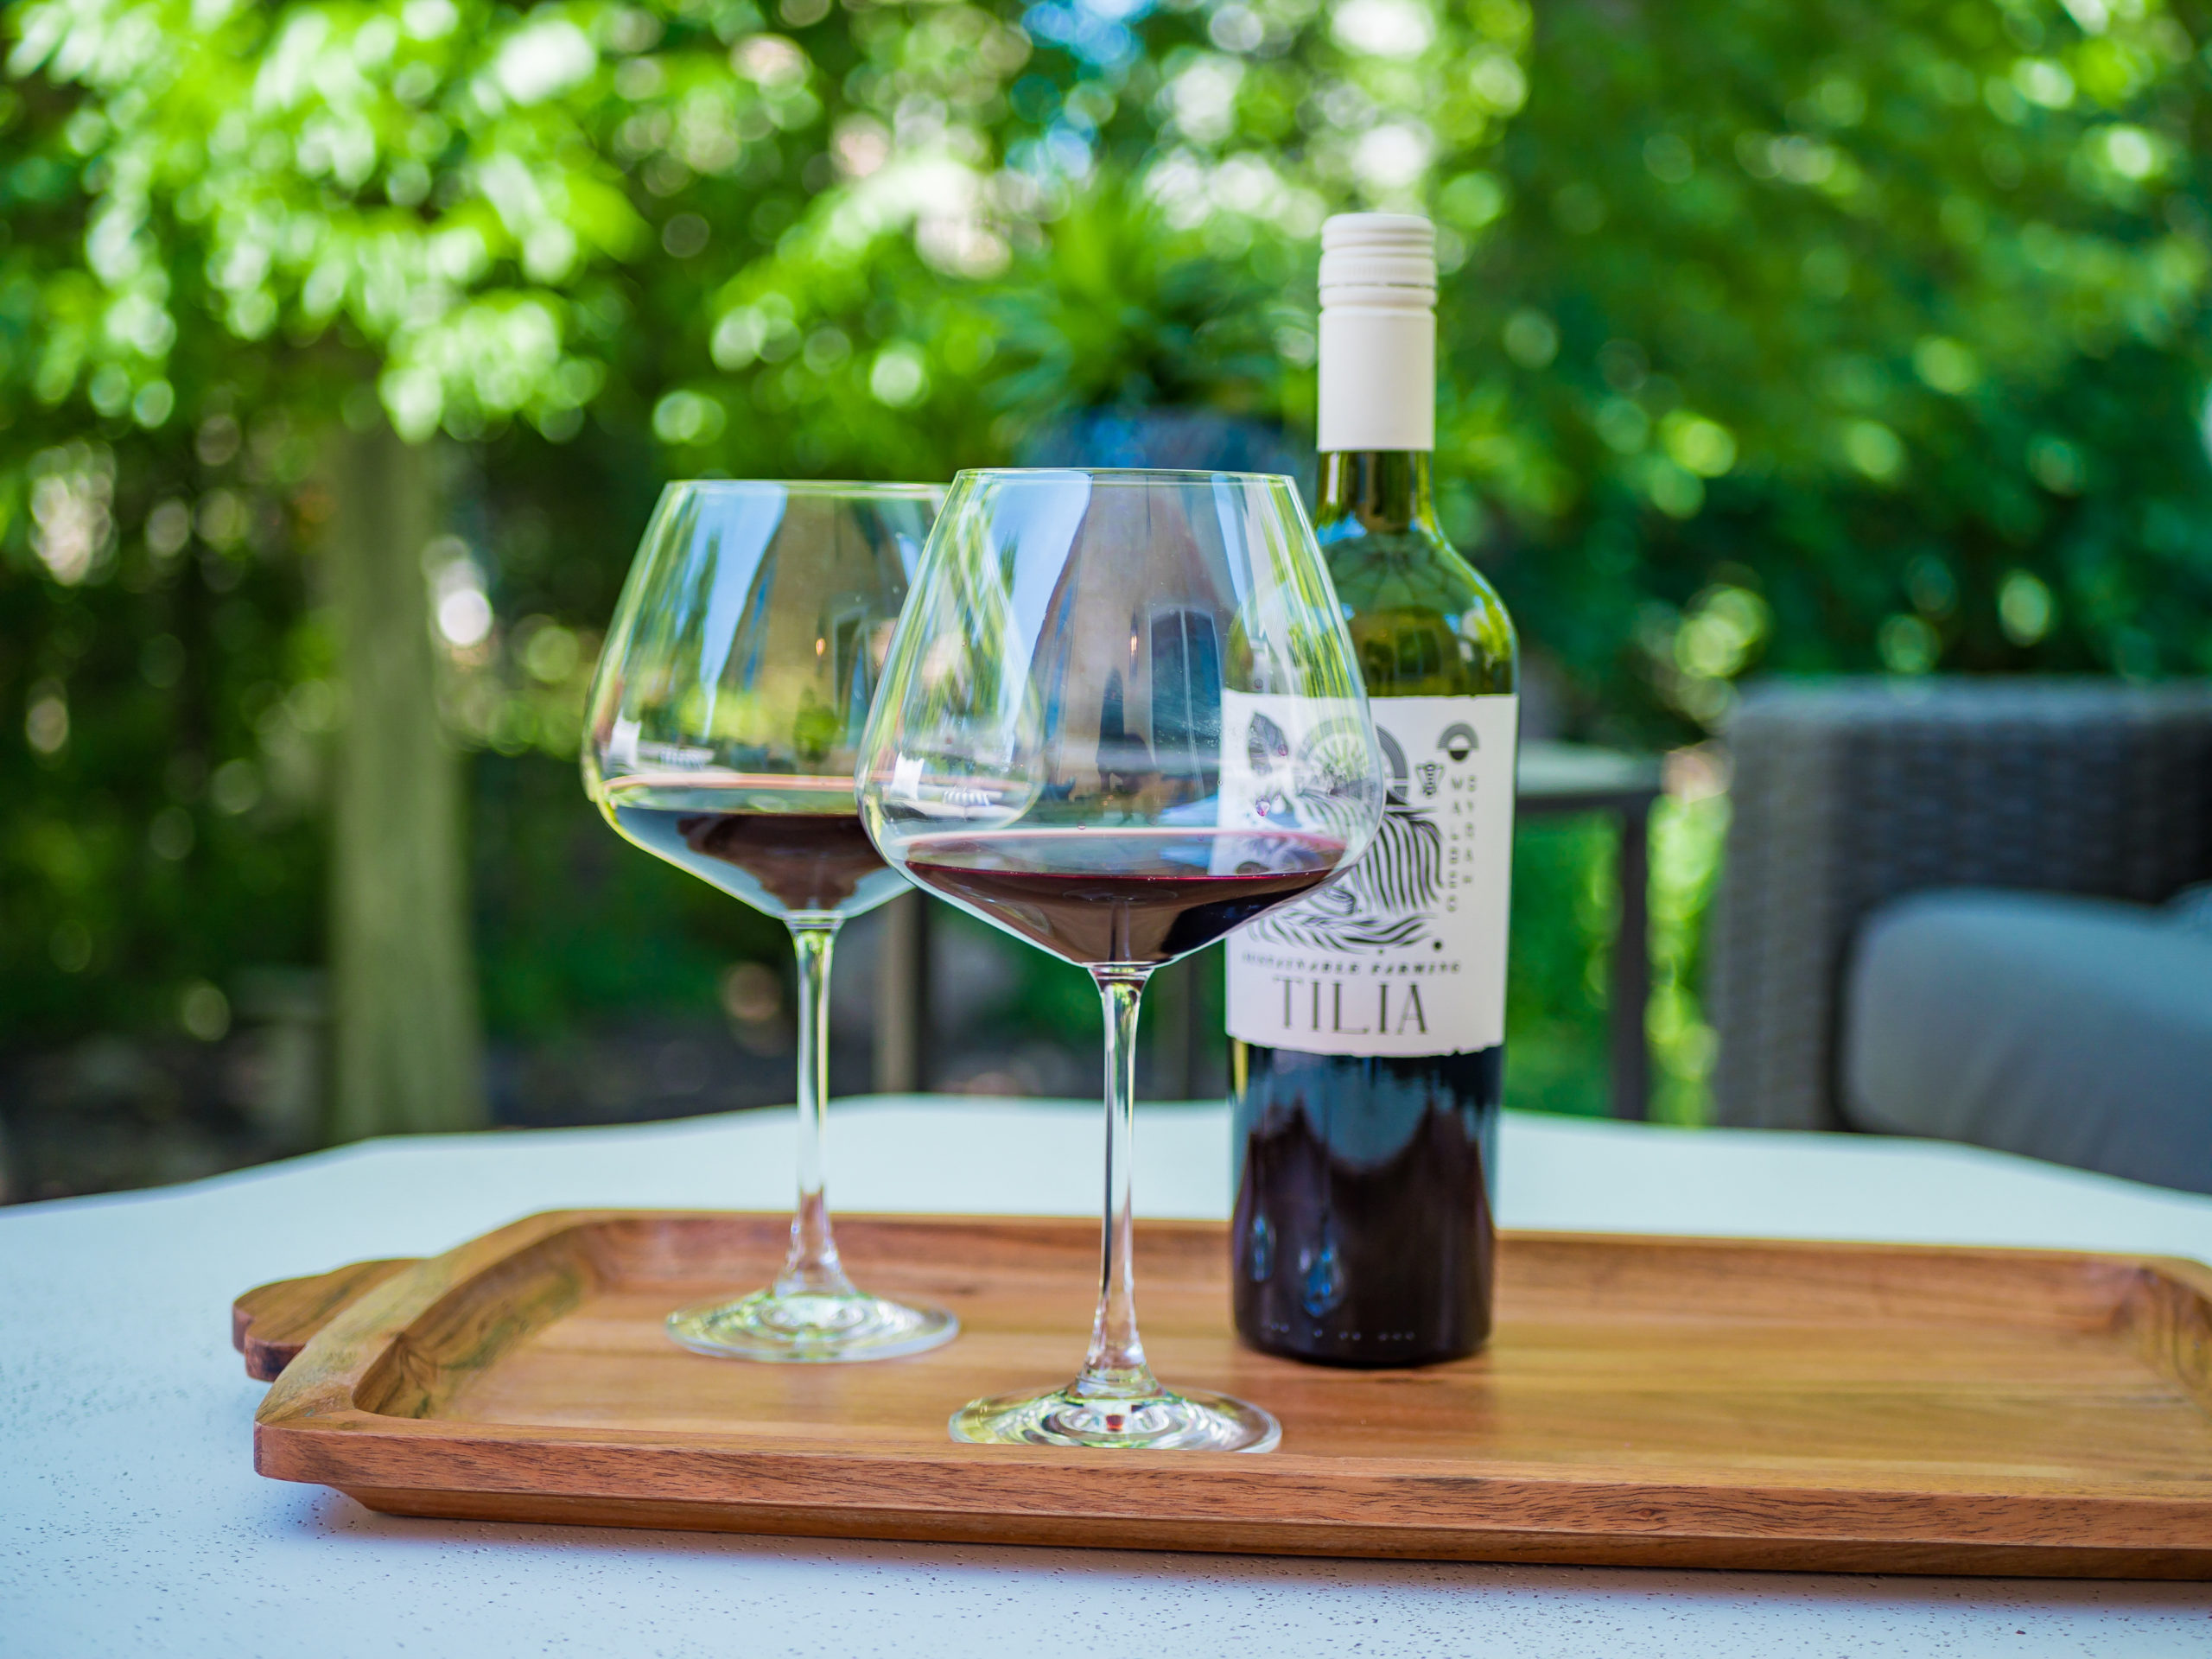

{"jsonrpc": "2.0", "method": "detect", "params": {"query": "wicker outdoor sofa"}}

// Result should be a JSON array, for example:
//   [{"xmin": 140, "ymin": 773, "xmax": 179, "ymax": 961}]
[{"xmin": 1707, "ymin": 677, "xmax": 2212, "ymax": 1192}]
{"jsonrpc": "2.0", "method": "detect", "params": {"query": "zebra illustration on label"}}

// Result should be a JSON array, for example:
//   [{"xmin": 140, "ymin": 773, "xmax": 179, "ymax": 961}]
[
  {"xmin": 1235, "ymin": 707, "xmax": 1396, "ymax": 851},
  {"xmin": 1245, "ymin": 716, "xmax": 1461, "ymax": 956},
  {"xmin": 1224, "ymin": 691, "xmax": 1518, "ymax": 1058}
]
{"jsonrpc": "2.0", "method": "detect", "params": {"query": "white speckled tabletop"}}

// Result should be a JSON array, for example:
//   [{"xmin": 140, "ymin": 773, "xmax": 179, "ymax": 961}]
[{"xmin": 6, "ymin": 1098, "xmax": 2212, "ymax": 1658}]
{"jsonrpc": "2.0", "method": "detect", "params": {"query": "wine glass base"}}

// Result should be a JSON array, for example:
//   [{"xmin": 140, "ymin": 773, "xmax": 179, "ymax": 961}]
[
  {"xmin": 949, "ymin": 1384, "xmax": 1281, "ymax": 1452},
  {"xmin": 668, "ymin": 1290, "xmax": 958, "ymax": 1363}
]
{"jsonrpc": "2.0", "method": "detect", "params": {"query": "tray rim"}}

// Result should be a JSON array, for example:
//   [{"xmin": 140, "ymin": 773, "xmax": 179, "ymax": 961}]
[{"xmin": 250, "ymin": 1207, "xmax": 2212, "ymax": 1575}]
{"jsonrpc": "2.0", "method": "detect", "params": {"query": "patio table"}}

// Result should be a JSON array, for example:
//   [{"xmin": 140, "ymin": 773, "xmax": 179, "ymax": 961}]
[{"xmin": 6, "ymin": 1096, "xmax": 2211, "ymax": 1656}]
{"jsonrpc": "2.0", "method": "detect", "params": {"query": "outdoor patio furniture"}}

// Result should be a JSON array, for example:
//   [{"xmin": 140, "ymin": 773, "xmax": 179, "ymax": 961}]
[
  {"xmin": 1841, "ymin": 887, "xmax": 2212, "ymax": 1192},
  {"xmin": 1513, "ymin": 741, "xmax": 1665, "ymax": 1118},
  {"xmin": 1708, "ymin": 678, "xmax": 2212, "ymax": 1176}
]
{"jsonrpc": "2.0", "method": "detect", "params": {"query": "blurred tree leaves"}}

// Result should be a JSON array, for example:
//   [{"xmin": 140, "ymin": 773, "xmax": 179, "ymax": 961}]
[
  {"xmin": 1469, "ymin": 0, "xmax": 2212, "ymax": 730},
  {"xmin": 16, "ymin": 0, "xmax": 2210, "ymax": 677},
  {"xmin": 5, "ymin": 0, "xmax": 2212, "ymax": 1052}
]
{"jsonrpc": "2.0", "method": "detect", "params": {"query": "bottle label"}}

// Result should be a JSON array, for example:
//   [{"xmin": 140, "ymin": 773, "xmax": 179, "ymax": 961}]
[{"xmin": 1223, "ymin": 693, "xmax": 1517, "ymax": 1057}]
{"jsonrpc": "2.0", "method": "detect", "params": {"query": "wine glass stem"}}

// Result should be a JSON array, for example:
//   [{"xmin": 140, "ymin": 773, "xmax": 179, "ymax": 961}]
[
  {"xmin": 1074, "ymin": 965, "xmax": 1161, "ymax": 1401},
  {"xmin": 774, "ymin": 920, "xmax": 858, "ymax": 1300}
]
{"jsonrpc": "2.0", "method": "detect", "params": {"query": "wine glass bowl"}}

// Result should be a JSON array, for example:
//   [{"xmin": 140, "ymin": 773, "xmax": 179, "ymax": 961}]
[
  {"xmin": 897, "ymin": 825, "xmax": 1350, "ymax": 966},
  {"xmin": 859, "ymin": 468, "xmax": 1385, "ymax": 1449},
  {"xmin": 584, "ymin": 480, "xmax": 957, "ymax": 1363}
]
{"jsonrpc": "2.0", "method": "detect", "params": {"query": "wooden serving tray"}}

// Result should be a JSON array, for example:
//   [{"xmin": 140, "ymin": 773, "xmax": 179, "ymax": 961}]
[{"xmin": 238, "ymin": 1210, "xmax": 2212, "ymax": 1578}]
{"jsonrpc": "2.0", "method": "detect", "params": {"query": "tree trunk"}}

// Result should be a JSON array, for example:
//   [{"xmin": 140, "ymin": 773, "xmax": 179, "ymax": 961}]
[{"xmin": 325, "ymin": 421, "xmax": 484, "ymax": 1139}]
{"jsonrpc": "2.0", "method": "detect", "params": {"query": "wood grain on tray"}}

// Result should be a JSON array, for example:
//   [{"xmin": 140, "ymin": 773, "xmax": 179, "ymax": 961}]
[{"xmin": 238, "ymin": 1211, "xmax": 2212, "ymax": 1577}]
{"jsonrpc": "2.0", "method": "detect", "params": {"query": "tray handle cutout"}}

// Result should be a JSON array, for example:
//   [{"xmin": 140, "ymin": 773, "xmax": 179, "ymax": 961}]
[{"xmin": 232, "ymin": 1258, "xmax": 419, "ymax": 1381}]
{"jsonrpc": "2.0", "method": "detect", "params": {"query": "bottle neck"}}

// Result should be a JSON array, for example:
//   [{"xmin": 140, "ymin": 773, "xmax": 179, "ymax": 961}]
[{"xmin": 1317, "ymin": 451, "xmax": 1438, "ymax": 536}]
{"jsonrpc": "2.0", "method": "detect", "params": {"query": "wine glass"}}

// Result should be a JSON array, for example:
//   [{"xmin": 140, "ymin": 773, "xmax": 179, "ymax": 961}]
[
  {"xmin": 856, "ymin": 468, "xmax": 1386, "ymax": 1450},
  {"xmin": 583, "ymin": 480, "xmax": 958, "ymax": 1363}
]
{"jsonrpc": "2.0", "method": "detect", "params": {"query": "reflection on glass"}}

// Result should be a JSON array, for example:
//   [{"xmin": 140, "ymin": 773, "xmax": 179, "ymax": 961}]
[{"xmin": 858, "ymin": 468, "xmax": 1387, "ymax": 1450}]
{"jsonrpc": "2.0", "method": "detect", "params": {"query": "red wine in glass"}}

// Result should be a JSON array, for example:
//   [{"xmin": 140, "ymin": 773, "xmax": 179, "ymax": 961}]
[
  {"xmin": 900, "ymin": 828, "xmax": 1346, "ymax": 966},
  {"xmin": 606, "ymin": 776, "xmax": 906, "ymax": 919}
]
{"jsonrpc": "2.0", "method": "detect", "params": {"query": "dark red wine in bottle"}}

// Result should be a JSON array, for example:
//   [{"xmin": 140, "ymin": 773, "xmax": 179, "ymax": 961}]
[{"xmin": 1227, "ymin": 214, "xmax": 1519, "ymax": 1368}]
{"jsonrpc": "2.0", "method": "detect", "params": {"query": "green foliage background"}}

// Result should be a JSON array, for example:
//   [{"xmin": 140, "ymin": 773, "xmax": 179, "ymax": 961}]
[{"xmin": 4, "ymin": 0, "xmax": 2210, "ymax": 1107}]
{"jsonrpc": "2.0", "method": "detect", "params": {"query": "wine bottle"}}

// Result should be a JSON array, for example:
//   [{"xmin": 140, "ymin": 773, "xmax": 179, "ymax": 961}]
[{"xmin": 1226, "ymin": 213, "xmax": 1518, "ymax": 1368}]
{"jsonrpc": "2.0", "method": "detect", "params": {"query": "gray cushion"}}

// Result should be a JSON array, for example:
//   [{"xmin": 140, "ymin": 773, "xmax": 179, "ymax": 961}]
[
  {"xmin": 1840, "ymin": 889, "xmax": 2212, "ymax": 1194},
  {"xmin": 2171, "ymin": 881, "xmax": 2212, "ymax": 937}
]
